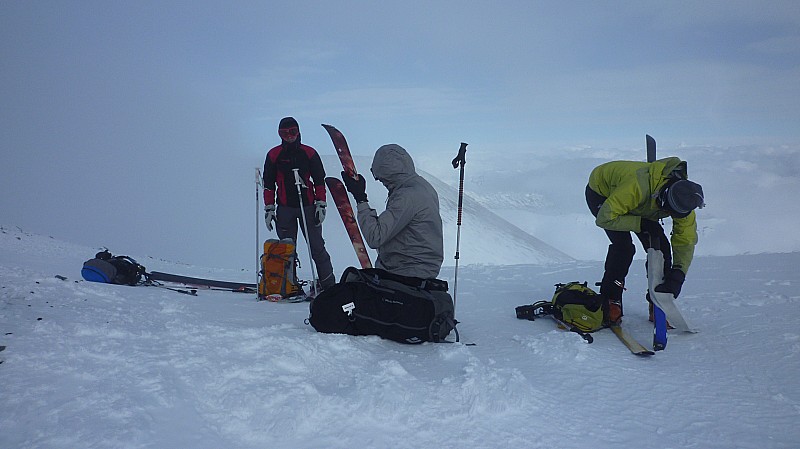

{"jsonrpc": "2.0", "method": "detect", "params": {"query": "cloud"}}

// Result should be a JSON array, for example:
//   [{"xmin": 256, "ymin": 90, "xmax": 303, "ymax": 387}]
[{"xmin": 307, "ymin": 87, "xmax": 473, "ymax": 117}]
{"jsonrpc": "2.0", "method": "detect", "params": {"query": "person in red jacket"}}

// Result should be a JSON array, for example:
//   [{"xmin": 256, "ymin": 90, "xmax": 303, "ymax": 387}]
[{"xmin": 263, "ymin": 117, "xmax": 334, "ymax": 291}]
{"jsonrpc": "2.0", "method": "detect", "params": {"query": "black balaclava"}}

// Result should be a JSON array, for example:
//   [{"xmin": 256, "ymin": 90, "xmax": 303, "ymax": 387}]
[{"xmin": 278, "ymin": 116, "xmax": 301, "ymax": 150}]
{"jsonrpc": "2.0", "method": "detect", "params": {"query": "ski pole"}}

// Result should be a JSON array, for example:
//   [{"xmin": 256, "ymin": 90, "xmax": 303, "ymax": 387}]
[
  {"xmin": 549, "ymin": 315, "xmax": 594, "ymax": 344},
  {"xmin": 255, "ymin": 168, "xmax": 262, "ymax": 298},
  {"xmin": 451, "ymin": 142, "xmax": 468, "ymax": 316},
  {"xmin": 292, "ymin": 168, "xmax": 318, "ymax": 294}
]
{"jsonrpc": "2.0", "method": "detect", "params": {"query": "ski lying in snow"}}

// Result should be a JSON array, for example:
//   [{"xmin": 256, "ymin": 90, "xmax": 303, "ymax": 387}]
[
  {"xmin": 325, "ymin": 177, "xmax": 373, "ymax": 269},
  {"xmin": 609, "ymin": 324, "xmax": 655, "ymax": 356},
  {"xmin": 147, "ymin": 271, "xmax": 257, "ymax": 293},
  {"xmin": 552, "ymin": 314, "xmax": 653, "ymax": 356},
  {"xmin": 259, "ymin": 293, "xmax": 308, "ymax": 303},
  {"xmin": 517, "ymin": 301, "xmax": 651, "ymax": 356}
]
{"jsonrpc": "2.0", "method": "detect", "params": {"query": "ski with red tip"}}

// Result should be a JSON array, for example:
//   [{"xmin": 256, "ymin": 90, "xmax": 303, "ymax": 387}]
[{"xmin": 322, "ymin": 124, "xmax": 358, "ymax": 179}]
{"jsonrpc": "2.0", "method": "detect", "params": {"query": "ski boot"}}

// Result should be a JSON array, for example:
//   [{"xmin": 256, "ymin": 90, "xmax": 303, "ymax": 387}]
[
  {"xmin": 607, "ymin": 299, "xmax": 623, "ymax": 325},
  {"xmin": 600, "ymin": 279, "xmax": 625, "ymax": 326}
]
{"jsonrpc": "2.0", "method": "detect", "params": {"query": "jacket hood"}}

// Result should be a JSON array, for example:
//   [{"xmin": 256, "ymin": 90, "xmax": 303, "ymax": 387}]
[
  {"xmin": 370, "ymin": 144, "xmax": 416, "ymax": 189},
  {"xmin": 644, "ymin": 157, "xmax": 687, "ymax": 194}
]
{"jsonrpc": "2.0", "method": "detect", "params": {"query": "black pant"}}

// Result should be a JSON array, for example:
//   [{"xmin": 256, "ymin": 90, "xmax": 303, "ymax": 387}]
[{"xmin": 585, "ymin": 185, "xmax": 671, "ymax": 303}]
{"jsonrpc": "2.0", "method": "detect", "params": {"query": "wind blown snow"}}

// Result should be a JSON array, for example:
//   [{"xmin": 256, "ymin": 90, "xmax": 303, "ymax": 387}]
[{"xmin": 1, "ymin": 227, "xmax": 799, "ymax": 448}]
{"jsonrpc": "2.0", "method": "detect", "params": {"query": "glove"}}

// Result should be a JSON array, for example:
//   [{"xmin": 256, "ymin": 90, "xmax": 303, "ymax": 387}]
[
  {"xmin": 342, "ymin": 171, "xmax": 368, "ymax": 203},
  {"xmin": 314, "ymin": 200, "xmax": 326, "ymax": 226},
  {"xmin": 640, "ymin": 218, "xmax": 661, "ymax": 237},
  {"xmin": 264, "ymin": 204, "xmax": 276, "ymax": 231},
  {"xmin": 655, "ymin": 268, "xmax": 686, "ymax": 299}
]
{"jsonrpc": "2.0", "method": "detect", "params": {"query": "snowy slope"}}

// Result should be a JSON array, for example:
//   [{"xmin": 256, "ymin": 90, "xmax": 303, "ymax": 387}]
[
  {"xmin": 318, "ymin": 155, "xmax": 572, "ymax": 271},
  {"xmin": 420, "ymin": 167, "xmax": 573, "ymax": 264},
  {"xmin": 2, "ymin": 227, "xmax": 799, "ymax": 448}
]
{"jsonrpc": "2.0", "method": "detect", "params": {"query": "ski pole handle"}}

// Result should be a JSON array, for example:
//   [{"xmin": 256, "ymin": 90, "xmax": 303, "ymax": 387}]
[
  {"xmin": 451, "ymin": 142, "xmax": 467, "ymax": 169},
  {"xmin": 452, "ymin": 143, "xmax": 467, "ymax": 226},
  {"xmin": 292, "ymin": 168, "xmax": 306, "ymax": 187}
]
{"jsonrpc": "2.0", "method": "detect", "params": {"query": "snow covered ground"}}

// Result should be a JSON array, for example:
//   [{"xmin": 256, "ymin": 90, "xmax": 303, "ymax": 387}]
[{"xmin": 2, "ymin": 226, "xmax": 799, "ymax": 448}]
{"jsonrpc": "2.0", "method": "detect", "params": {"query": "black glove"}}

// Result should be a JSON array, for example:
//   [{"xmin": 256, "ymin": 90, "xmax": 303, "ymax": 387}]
[
  {"xmin": 640, "ymin": 218, "xmax": 661, "ymax": 237},
  {"xmin": 655, "ymin": 268, "xmax": 686, "ymax": 298},
  {"xmin": 342, "ymin": 171, "xmax": 368, "ymax": 203}
]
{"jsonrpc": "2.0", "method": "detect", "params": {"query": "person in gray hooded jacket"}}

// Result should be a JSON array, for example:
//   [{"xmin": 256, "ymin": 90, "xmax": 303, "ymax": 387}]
[{"xmin": 342, "ymin": 144, "xmax": 444, "ymax": 279}]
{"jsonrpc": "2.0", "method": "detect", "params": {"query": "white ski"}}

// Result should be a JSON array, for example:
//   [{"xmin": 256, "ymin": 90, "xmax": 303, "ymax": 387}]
[{"xmin": 646, "ymin": 248, "xmax": 698, "ymax": 333}]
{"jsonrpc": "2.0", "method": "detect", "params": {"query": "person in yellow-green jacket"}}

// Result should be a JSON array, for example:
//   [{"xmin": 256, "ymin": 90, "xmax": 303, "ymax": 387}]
[{"xmin": 586, "ymin": 157, "xmax": 705, "ymax": 325}]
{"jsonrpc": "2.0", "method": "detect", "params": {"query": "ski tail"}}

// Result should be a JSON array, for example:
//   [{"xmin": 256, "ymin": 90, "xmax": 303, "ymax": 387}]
[
  {"xmin": 646, "ymin": 134, "xmax": 657, "ymax": 163},
  {"xmin": 609, "ymin": 324, "xmax": 655, "ymax": 356}
]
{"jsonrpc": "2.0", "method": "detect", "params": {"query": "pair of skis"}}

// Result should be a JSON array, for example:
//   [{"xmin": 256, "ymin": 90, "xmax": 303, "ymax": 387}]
[
  {"xmin": 604, "ymin": 135, "xmax": 697, "ymax": 356},
  {"xmin": 645, "ymin": 135, "xmax": 698, "ymax": 350},
  {"xmin": 321, "ymin": 124, "xmax": 373, "ymax": 270}
]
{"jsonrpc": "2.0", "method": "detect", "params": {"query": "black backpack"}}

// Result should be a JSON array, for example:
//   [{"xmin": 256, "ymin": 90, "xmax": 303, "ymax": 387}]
[
  {"xmin": 308, "ymin": 267, "xmax": 458, "ymax": 344},
  {"xmin": 81, "ymin": 250, "xmax": 146, "ymax": 286}
]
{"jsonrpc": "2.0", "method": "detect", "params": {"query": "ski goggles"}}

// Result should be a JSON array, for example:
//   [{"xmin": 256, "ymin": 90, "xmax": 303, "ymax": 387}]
[{"xmin": 278, "ymin": 127, "xmax": 299, "ymax": 140}]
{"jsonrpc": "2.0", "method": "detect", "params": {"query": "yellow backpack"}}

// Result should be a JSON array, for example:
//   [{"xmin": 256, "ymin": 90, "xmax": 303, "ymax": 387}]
[
  {"xmin": 551, "ymin": 282, "xmax": 605, "ymax": 332},
  {"xmin": 258, "ymin": 238, "xmax": 302, "ymax": 299}
]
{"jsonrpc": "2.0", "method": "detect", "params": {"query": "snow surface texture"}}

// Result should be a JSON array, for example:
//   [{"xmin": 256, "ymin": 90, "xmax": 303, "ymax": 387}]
[{"xmin": 2, "ymin": 227, "xmax": 799, "ymax": 448}]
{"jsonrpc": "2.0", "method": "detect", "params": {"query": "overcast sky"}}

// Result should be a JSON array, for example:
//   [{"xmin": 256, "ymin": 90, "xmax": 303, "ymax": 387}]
[{"xmin": 2, "ymin": 1, "xmax": 799, "ymax": 268}]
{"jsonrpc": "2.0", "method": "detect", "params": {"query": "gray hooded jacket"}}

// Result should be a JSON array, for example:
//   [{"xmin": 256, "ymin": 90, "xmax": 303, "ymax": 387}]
[{"xmin": 356, "ymin": 144, "xmax": 444, "ymax": 279}]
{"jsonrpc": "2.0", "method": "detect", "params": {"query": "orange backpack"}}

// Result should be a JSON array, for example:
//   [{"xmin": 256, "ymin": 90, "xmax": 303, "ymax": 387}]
[{"xmin": 258, "ymin": 238, "xmax": 302, "ymax": 299}]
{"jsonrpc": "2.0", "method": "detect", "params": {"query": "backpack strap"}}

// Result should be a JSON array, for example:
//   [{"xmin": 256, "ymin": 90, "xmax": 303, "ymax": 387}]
[
  {"xmin": 431, "ymin": 316, "xmax": 460, "ymax": 343},
  {"xmin": 342, "ymin": 267, "xmax": 449, "ymax": 292},
  {"xmin": 515, "ymin": 300, "xmax": 552, "ymax": 321}
]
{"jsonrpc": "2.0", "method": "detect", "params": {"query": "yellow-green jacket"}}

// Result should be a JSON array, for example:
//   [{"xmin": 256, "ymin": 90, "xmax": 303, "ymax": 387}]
[{"xmin": 588, "ymin": 157, "xmax": 698, "ymax": 273}]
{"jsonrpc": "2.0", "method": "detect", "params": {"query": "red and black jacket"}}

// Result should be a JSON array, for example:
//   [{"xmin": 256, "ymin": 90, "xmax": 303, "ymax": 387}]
[{"xmin": 263, "ymin": 143, "xmax": 326, "ymax": 208}]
